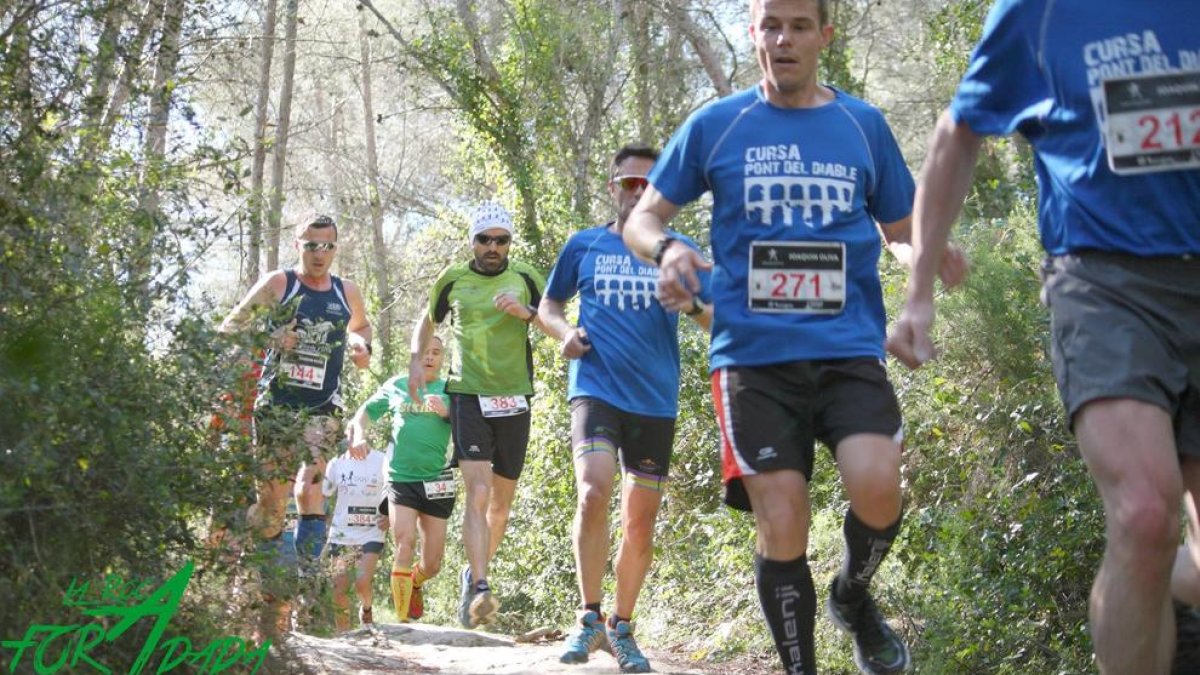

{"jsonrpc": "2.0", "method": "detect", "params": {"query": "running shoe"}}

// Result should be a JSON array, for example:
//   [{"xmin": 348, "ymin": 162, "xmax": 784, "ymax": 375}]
[
  {"xmin": 468, "ymin": 582, "xmax": 500, "ymax": 626},
  {"xmin": 559, "ymin": 610, "xmax": 611, "ymax": 664},
  {"xmin": 606, "ymin": 620, "xmax": 651, "ymax": 673},
  {"xmin": 458, "ymin": 565, "xmax": 474, "ymax": 628},
  {"xmin": 827, "ymin": 581, "xmax": 911, "ymax": 674}
]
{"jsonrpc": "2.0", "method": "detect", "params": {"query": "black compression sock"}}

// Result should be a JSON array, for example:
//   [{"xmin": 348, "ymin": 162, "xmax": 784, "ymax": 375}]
[
  {"xmin": 584, "ymin": 602, "xmax": 601, "ymax": 615},
  {"xmin": 755, "ymin": 553, "xmax": 816, "ymax": 675},
  {"xmin": 835, "ymin": 508, "xmax": 901, "ymax": 606}
]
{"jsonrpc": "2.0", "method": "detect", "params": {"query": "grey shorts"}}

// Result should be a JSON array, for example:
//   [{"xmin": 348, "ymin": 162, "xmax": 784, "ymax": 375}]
[{"xmin": 1040, "ymin": 251, "xmax": 1200, "ymax": 456}]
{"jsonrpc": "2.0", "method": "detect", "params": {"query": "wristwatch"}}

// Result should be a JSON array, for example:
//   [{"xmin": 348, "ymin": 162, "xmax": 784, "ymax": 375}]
[{"xmin": 651, "ymin": 236, "xmax": 679, "ymax": 265}]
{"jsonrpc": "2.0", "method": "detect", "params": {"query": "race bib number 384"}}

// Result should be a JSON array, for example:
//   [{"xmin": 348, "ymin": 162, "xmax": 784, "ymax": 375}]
[
  {"xmin": 1103, "ymin": 70, "xmax": 1200, "ymax": 175},
  {"xmin": 749, "ymin": 241, "xmax": 846, "ymax": 313}
]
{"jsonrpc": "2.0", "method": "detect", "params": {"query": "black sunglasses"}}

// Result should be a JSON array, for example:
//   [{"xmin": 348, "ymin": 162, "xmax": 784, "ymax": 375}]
[
  {"xmin": 475, "ymin": 233, "xmax": 512, "ymax": 246},
  {"xmin": 300, "ymin": 241, "xmax": 337, "ymax": 252},
  {"xmin": 613, "ymin": 175, "xmax": 649, "ymax": 191}
]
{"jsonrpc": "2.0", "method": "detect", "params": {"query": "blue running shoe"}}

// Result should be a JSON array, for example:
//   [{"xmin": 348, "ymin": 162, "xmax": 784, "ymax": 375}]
[
  {"xmin": 827, "ymin": 580, "xmax": 911, "ymax": 674},
  {"xmin": 606, "ymin": 620, "xmax": 651, "ymax": 673},
  {"xmin": 458, "ymin": 565, "xmax": 475, "ymax": 629},
  {"xmin": 559, "ymin": 610, "xmax": 611, "ymax": 664}
]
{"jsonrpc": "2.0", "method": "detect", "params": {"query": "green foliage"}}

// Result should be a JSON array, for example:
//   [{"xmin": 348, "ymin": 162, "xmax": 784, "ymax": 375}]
[
  {"xmin": 883, "ymin": 213, "xmax": 1101, "ymax": 673},
  {"xmin": 0, "ymin": 2, "xmax": 264, "ymax": 665}
]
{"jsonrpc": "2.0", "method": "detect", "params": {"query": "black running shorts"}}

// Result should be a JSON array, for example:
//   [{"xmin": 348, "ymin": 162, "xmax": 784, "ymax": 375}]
[
  {"xmin": 570, "ymin": 397, "xmax": 677, "ymax": 491},
  {"xmin": 448, "ymin": 393, "xmax": 531, "ymax": 480},
  {"xmin": 711, "ymin": 358, "xmax": 903, "ymax": 512}
]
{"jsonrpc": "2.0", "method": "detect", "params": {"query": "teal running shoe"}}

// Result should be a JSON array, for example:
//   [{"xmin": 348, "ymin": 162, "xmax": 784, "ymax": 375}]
[
  {"xmin": 606, "ymin": 620, "xmax": 651, "ymax": 673},
  {"xmin": 559, "ymin": 610, "xmax": 611, "ymax": 664}
]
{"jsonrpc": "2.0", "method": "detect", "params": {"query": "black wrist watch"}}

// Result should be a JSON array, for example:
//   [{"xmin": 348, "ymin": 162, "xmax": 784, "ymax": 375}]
[
  {"xmin": 651, "ymin": 236, "xmax": 679, "ymax": 265},
  {"xmin": 684, "ymin": 296, "xmax": 704, "ymax": 316}
]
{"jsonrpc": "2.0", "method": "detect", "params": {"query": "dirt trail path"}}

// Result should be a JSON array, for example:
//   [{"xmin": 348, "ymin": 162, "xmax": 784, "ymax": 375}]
[{"xmin": 274, "ymin": 623, "xmax": 773, "ymax": 675}]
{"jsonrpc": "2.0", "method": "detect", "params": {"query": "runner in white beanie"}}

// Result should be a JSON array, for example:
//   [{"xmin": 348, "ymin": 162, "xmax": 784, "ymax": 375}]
[{"xmin": 469, "ymin": 202, "xmax": 514, "ymax": 242}]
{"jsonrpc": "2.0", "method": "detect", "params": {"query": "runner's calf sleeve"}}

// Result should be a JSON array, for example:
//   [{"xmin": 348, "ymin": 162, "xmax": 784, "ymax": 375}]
[
  {"xmin": 755, "ymin": 553, "xmax": 816, "ymax": 675},
  {"xmin": 835, "ymin": 508, "xmax": 901, "ymax": 606},
  {"xmin": 391, "ymin": 567, "xmax": 414, "ymax": 622}
]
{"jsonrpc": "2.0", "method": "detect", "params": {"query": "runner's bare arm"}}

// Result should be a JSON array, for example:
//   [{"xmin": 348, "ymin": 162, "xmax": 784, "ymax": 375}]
[
  {"xmin": 623, "ymin": 186, "xmax": 680, "ymax": 263},
  {"xmin": 345, "ymin": 403, "xmax": 372, "ymax": 459},
  {"xmin": 887, "ymin": 111, "xmax": 983, "ymax": 368},
  {"xmin": 537, "ymin": 297, "xmax": 591, "ymax": 359},
  {"xmin": 624, "ymin": 187, "xmax": 710, "ymax": 306},
  {"xmin": 685, "ymin": 300, "xmax": 713, "ymax": 332},
  {"xmin": 218, "ymin": 270, "xmax": 287, "ymax": 334},
  {"xmin": 341, "ymin": 279, "xmax": 373, "ymax": 369},
  {"xmin": 408, "ymin": 313, "xmax": 436, "ymax": 400}
]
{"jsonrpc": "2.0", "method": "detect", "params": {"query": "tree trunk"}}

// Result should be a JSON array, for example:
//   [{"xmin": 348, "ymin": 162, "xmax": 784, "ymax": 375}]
[
  {"xmin": 357, "ymin": 9, "xmax": 391, "ymax": 368},
  {"xmin": 100, "ymin": 0, "xmax": 166, "ymax": 142},
  {"xmin": 663, "ymin": 2, "xmax": 731, "ymax": 98},
  {"xmin": 266, "ymin": 0, "xmax": 298, "ymax": 271},
  {"xmin": 247, "ymin": 0, "xmax": 278, "ymax": 284},
  {"xmin": 83, "ymin": 1, "xmax": 128, "ymax": 129},
  {"xmin": 631, "ymin": 0, "xmax": 653, "ymax": 144},
  {"xmin": 132, "ymin": 0, "xmax": 185, "ymax": 302},
  {"xmin": 570, "ymin": 0, "xmax": 623, "ymax": 220}
]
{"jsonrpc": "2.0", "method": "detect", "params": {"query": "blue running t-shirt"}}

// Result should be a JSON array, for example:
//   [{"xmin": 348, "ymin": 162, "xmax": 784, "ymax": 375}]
[
  {"xmin": 545, "ymin": 224, "xmax": 710, "ymax": 418},
  {"xmin": 950, "ymin": 0, "xmax": 1200, "ymax": 256},
  {"xmin": 650, "ymin": 85, "xmax": 915, "ymax": 370}
]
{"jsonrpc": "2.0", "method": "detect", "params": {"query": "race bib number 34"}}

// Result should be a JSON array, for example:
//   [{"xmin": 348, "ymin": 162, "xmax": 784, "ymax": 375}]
[
  {"xmin": 478, "ymin": 394, "xmax": 529, "ymax": 418},
  {"xmin": 1103, "ymin": 70, "xmax": 1200, "ymax": 175},
  {"xmin": 423, "ymin": 469, "xmax": 456, "ymax": 500},
  {"xmin": 749, "ymin": 241, "xmax": 846, "ymax": 313}
]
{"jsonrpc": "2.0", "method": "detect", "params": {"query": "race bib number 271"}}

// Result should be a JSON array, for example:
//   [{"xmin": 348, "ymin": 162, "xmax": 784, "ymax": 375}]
[
  {"xmin": 748, "ymin": 241, "xmax": 846, "ymax": 314},
  {"xmin": 1103, "ymin": 70, "xmax": 1200, "ymax": 175}
]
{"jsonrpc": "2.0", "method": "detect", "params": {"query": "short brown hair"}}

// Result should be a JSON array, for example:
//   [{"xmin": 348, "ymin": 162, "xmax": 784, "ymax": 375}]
[
  {"xmin": 293, "ymin": 213, "xmax": 338, "ymax": 240},
  {"xmin": 749, "ymin": 0, "xmax": 829, "ymax": 26},
  {"xmin": 611, "ymin": 143, "xmax": 659, "ymax": 178}
]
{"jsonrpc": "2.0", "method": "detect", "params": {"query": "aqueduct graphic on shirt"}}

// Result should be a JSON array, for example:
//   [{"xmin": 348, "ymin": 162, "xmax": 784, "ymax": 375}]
[{"xmin": 745, "ymin": 176, "xmax": 855, "ymax": 228}]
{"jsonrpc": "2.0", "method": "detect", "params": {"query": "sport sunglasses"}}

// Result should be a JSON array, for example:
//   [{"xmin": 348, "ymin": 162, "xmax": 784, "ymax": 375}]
[
  {"xmin": 300, "ymin": 240, "xmax": 337, "ymax": 252},
  {"xmin": 613, "ymin": 175, "xmax": 649, "ymax": 191},
  {"xmin": 475, "ymin": 233, "xmax": 512, "ymax": 246}
]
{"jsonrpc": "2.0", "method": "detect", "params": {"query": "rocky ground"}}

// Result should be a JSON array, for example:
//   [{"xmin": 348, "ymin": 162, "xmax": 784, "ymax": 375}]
[{"xmin": 267, "ymin": 622, "xmax": 777, "ymax": 675}]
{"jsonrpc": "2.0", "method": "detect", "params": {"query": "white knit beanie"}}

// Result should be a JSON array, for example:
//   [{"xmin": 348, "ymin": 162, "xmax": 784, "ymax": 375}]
[{"xmin": 468, "ymin": 202, "xmax": 514, "ymax": 240}]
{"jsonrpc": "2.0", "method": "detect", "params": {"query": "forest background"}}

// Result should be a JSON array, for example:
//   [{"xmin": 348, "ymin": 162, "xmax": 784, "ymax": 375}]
[{"xmin": 0, "ymin": 0, "xmax": 1102, "ymax": 672}]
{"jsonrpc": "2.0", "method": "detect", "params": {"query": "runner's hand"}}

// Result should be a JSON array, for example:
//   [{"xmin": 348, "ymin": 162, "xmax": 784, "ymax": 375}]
[
  {"xmin": 886, "ymin": 298, "xmax": 937, "ymax": 369},
  {"xmin": 561, "ymin": 327, "xmax": 591, "ymax": 359},
  {"xmin": 271, "ymin": 319, "xmax": 298, "ymax": 351},
  {"xmin": 939, "ymin": 243, "xmax": 970, "ymax": 289},
  {"xmin": 407, "ymin": 356, "xmax": 426, "ymax": 401},
  {"xmin": 657, "ymin": 245, "xmax": 711, "ymax": 310},
  {"xmin": 494, "ymin": 292, "xmax": 532, "ymax": 321},
  {"xmin": 424, "ymin": 394, "xmax": 448, "ymax": 417},
  {"xmin": 347, "ymin": 336, "xmax": 370, "ymax": 369},
  {"xmin": 345, "ymin": 422, "xmax": 370, "ymax": 460}
]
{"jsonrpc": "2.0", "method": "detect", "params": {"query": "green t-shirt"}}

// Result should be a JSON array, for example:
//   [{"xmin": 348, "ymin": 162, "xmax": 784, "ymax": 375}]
[
  {"xmin": 364, "ymin": 376, "xmax": 451, "ymax": 482},
  {"xmin": 428, "ymin": 260, "xmax": 546, "ymax": 396}
]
